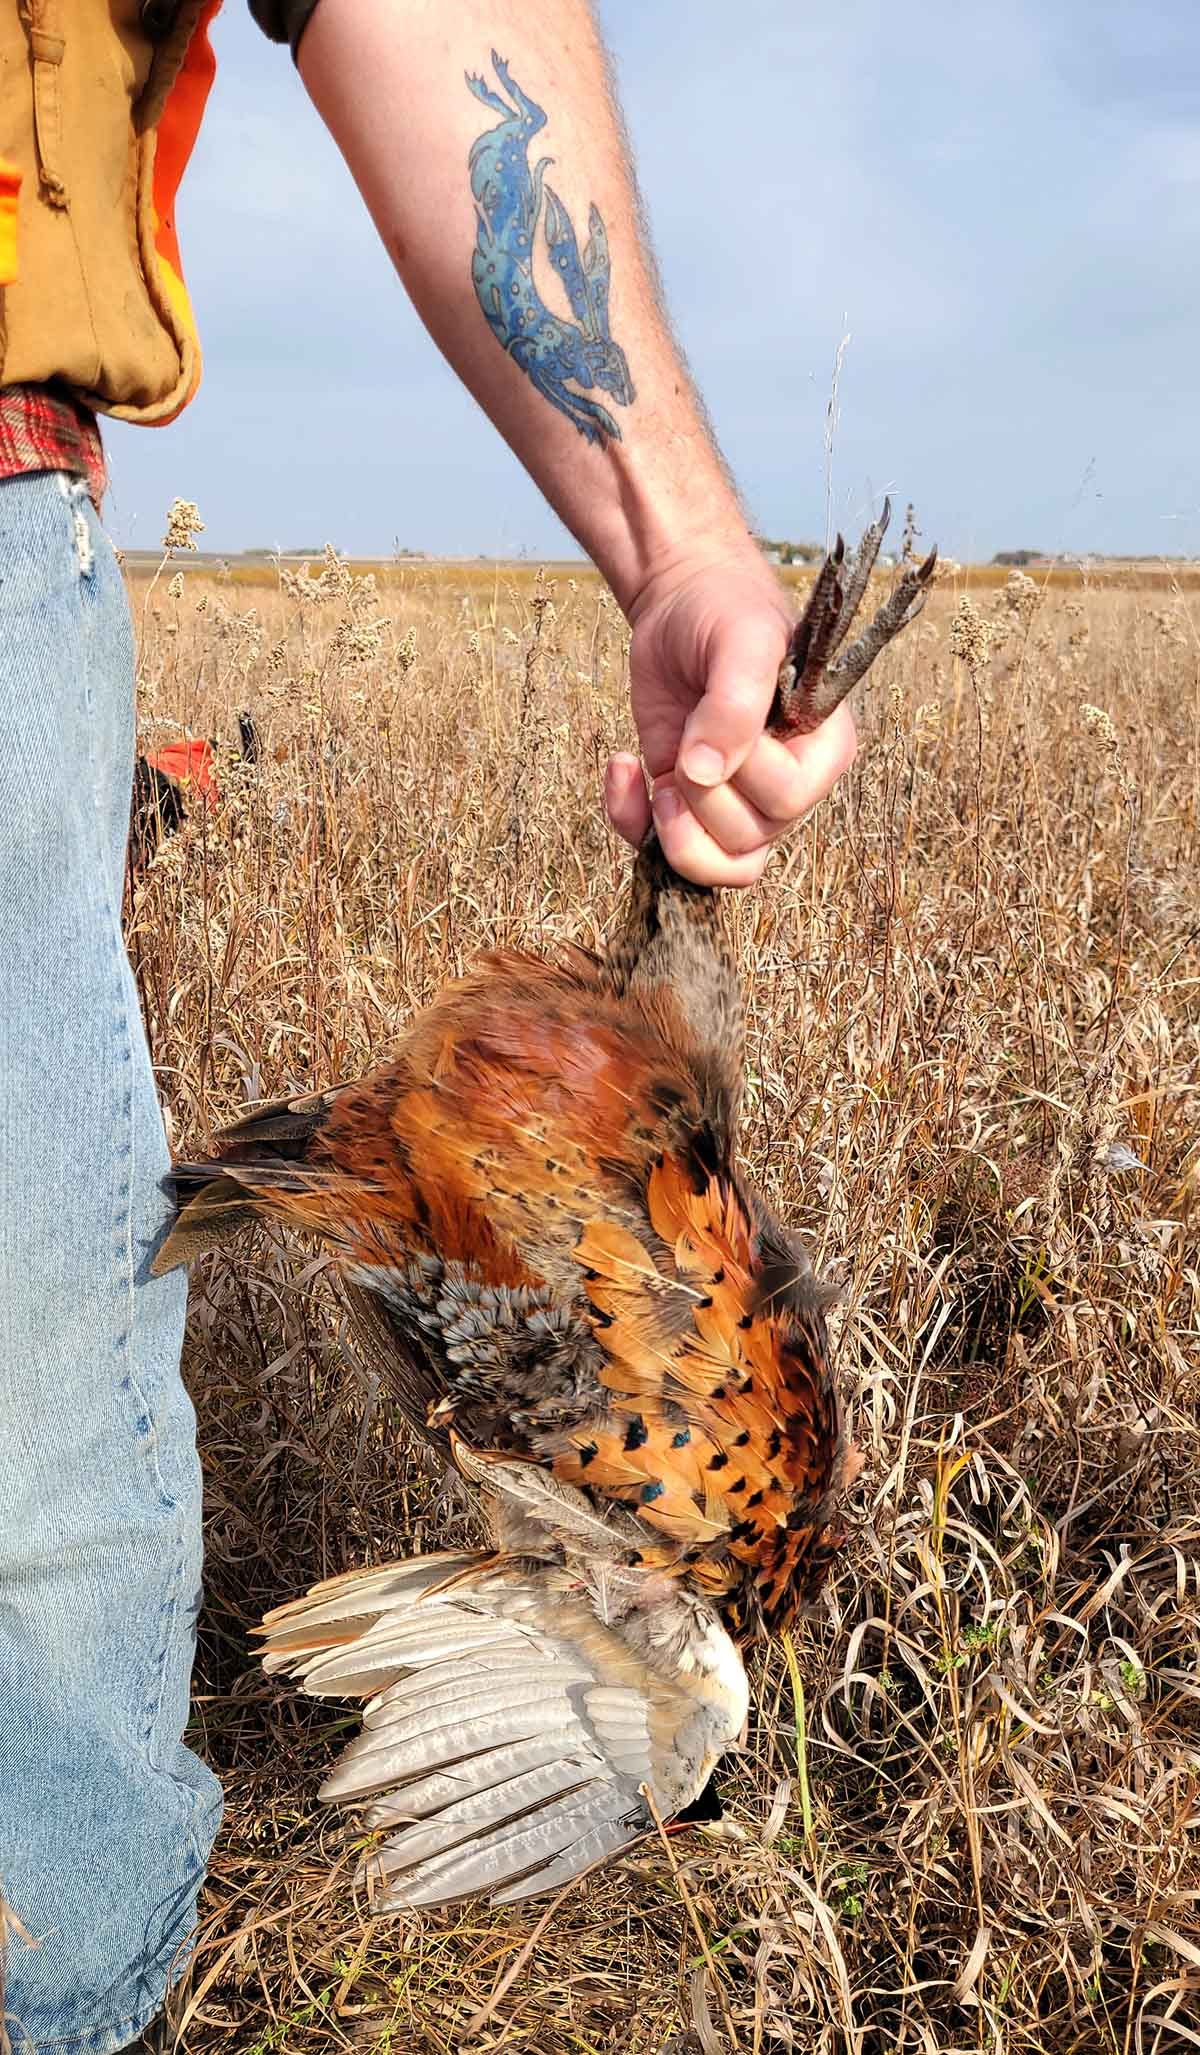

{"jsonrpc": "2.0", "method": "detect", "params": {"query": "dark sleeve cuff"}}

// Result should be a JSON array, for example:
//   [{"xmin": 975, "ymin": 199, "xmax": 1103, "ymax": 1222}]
[{"xmin": 247, "ymin": 0, "xmax": 322, "ymax": 60}]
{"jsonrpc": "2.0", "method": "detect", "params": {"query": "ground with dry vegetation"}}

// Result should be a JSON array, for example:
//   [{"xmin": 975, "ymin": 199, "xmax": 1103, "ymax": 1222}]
[{"xmin": 124, "ymin": 540, "xmax": 1199, "ymax": 2054}]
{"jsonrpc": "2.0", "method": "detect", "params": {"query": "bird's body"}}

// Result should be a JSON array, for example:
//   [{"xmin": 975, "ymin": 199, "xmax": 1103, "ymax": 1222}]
[{"xmin": 156, "ymin": 506, "xmax": 934, "ymax": 1907}]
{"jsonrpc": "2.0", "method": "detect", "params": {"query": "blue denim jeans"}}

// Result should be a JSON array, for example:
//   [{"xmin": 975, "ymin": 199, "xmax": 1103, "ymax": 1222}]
[{"xmin": 0, "ymin": 473, "xmax": 222, "ymax": 2054}]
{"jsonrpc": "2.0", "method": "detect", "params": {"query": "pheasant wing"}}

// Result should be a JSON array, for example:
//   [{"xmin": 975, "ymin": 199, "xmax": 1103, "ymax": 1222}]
[{"xmin": 259, "ymin": 1553, "xmax": 745, "ymax": 1909}]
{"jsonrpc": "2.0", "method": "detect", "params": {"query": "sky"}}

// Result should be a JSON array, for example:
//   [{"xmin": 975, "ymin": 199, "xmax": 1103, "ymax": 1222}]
[{"xmin": 105, "ymin": 0, "xmax": 1199, "ymax": 564}]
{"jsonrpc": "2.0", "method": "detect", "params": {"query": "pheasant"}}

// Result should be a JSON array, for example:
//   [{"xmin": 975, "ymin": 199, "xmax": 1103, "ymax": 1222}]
[{"xmin": 155, "ymin": 504, "xmax": 935, "ymax": 1908}]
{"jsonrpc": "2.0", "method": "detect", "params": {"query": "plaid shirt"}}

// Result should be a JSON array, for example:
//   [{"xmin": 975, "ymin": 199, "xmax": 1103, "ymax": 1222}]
[{"xmin": 0, "ymin": 383, "xmax": 106, "ymax": 507}]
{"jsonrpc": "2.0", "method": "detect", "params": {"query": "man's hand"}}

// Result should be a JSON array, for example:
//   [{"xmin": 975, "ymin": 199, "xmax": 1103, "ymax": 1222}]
[{"xmin": 606, "ymin": 550, "xmax": 858, "ymax": 886}]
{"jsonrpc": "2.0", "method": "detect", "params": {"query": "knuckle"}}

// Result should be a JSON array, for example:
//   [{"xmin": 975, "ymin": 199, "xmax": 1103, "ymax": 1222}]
[
  {"xmin": 737, "ymin": 745, "xmax": 807, "ymax": 828},
  {"xmin": 709, "ymin": 814, "xmax": 756, "ymax": 860},
  {"xmin": 773, "ymin": 766, "xmax": 812, "ymax": 825},
  {"xmin": 684, "ymin": 784, "xmax": 767, "ymax": 858},
  {"xmin": 727, "ymin": 849, "xmax": 768, "ymax": 889}
]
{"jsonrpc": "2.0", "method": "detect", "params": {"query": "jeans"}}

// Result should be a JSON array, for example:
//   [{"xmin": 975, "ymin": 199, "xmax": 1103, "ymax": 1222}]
[{"xmin": 0, "ymin": 473, "xmax": 222, "ymax": 2054}]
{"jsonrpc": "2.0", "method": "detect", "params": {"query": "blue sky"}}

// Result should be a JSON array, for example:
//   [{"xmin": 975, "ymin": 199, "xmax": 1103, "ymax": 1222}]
[{"xmin": 106, "ymin": 0, "xmax": 1199, "ymax": 563}]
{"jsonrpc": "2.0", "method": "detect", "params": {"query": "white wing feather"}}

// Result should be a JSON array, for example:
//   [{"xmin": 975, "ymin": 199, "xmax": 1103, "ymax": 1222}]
[{"xmin": 259, "ymin": 1552, "xmax": 747, "ymax": 1909}]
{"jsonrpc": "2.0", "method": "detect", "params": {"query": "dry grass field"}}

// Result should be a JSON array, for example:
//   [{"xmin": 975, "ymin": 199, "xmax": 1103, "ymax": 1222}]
[{"xmin": 124, "ymin": 538, "xmax": 1200, "ymax": 2054}]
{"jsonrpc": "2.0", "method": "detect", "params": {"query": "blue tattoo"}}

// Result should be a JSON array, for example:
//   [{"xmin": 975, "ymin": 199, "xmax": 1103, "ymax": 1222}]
[{"xmin": 466, "ymin": 52, "xmax": 636, "ymax": 446}]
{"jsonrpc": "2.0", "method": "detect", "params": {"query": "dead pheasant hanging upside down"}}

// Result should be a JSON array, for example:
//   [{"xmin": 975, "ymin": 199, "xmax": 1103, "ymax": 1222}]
[{"xmin": 155, "ymin": 503, "xmax": 935, "ymax": 1908}]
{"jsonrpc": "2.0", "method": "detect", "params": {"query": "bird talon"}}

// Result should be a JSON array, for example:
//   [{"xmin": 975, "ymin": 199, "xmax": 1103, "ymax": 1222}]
[{"xmin": 770, "ymin": 500, "xmax": 936, "ymax": 739}]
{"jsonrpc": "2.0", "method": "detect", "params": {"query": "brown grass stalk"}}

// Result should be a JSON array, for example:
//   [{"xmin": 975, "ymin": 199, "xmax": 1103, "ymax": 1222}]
[{"xmin": 121, "ymin": 547, "xmax": 1199, "ymax": 2053}]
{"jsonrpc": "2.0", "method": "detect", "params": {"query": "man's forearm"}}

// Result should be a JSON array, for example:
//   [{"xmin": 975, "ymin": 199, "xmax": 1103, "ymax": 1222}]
[
  {"xmin": 298, "ymin": 0, "xmax": 754, "ymax": 614},
  {"xmin": 295, "ymin": 0, "xmax": 861, "ymax": 892}
]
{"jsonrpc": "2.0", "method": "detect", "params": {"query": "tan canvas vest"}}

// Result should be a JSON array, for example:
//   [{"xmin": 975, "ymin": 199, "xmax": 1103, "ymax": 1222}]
[{"xmin": 0, "ymin": 1, "xmax": 216, "ymax": 423}]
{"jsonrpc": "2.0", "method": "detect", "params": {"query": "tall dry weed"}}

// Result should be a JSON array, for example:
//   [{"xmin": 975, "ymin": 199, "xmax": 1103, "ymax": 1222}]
[{"xmin": 125, "ymin": 547, "xmax": 1200, "ymax": 2054}]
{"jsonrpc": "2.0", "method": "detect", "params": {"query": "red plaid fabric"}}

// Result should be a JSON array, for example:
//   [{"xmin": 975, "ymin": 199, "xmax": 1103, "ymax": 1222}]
[{"xmin": 0, "ymin": 382, "xmax": 106, "ymax": 507}]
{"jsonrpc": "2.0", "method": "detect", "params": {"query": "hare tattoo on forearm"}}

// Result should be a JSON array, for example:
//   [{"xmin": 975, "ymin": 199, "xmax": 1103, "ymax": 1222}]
[{"xmin": 466, "ymin": 52, "xmax": 636, "ymax": 446}]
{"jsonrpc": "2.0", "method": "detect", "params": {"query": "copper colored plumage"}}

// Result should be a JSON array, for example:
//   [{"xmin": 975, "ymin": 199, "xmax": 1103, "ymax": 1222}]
[{"xmin": 156, "ymin": 505, "xmax": 934, "ymax": 1908}]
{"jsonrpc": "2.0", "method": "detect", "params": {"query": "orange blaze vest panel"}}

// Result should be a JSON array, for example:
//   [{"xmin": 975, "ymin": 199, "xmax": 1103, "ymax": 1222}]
[{"xmin": 0, "ymin": 0, "xmax": 222, "ymax": 424}]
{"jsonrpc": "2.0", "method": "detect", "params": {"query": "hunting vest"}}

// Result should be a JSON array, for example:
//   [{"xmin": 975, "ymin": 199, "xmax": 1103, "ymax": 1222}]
[{"xmin": 0, "ymin": 2, "xmax": 222, "ymax": 424}]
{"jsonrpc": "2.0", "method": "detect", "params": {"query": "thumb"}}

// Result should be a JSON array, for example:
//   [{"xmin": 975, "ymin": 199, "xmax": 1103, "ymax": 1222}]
[{"xmin": 676, "ymin": 616, "xmax": 788, "ymax": 788}]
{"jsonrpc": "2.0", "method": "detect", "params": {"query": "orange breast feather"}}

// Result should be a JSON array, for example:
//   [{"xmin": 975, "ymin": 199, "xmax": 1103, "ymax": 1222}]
[
  {"xmin": 553, "ymin": 1148, "xmax": 840, "ymax": 1623},
  {"xmin": 273, "ymin": 954, "xmax": 706, "ymax": 1292}
]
